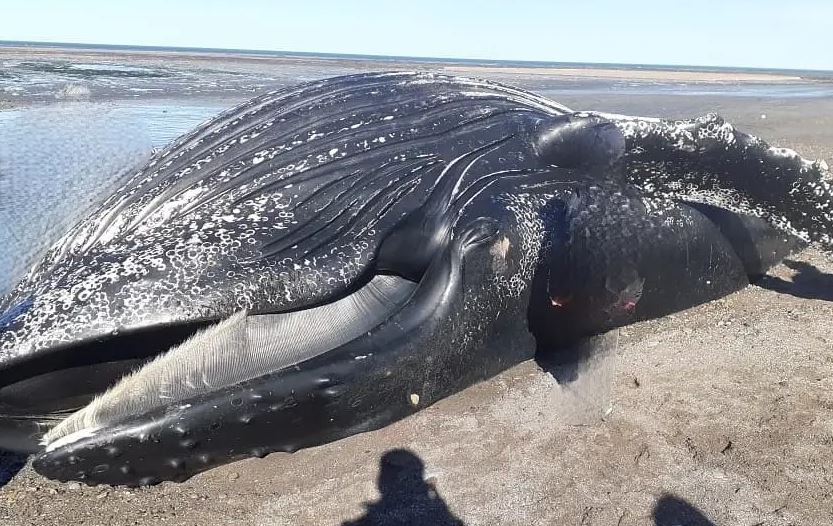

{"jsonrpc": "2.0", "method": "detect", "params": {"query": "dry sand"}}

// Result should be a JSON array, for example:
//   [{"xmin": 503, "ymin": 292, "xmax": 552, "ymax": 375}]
[{"xmin": 1, "ymin": 52, "xmax": 832, "ymax": 525}]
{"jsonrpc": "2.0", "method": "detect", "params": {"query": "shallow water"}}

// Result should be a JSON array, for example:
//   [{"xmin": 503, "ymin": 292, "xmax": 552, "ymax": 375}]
[
  {"xmin": 106, "ymin": 100, "xmax": 233, "ymax": 146},
  {"xmin": 0, "ymin": 99, "xmax": 230, "ymax": 147},
  {"xmin": 0, "ymin": 100, "xmax": 230, "ymax": 293}
]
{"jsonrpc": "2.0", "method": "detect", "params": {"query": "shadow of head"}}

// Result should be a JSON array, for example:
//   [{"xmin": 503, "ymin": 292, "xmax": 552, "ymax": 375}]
[
  {"xmin": 343, "ymin": 448, "xmax": 464, "ymax": 526},
  {"xmin": 653, "ymin": 494, "xmax": 717, "ymax": 526},
  {"xmin": 376, "ymin": 449, "xmax": 429, "ymax": 499},
  {"xmin": 756, "ymin": 259, "xmax": 833, "ymax": 301}
]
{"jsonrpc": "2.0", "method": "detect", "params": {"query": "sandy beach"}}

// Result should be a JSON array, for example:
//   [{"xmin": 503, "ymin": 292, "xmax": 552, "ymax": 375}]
[
  {"xmin": 1, "ymin": 47, "xmax": 832, "ymax": 525},
  {"xmin": 443, "ymin": 65, "xmax": 805, "ymax": 82}
]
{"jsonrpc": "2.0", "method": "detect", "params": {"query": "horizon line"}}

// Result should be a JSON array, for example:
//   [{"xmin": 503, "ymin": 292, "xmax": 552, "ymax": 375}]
[{"xmin": 3, "ymin": 39, "xmax": 832, "ymax": 75}]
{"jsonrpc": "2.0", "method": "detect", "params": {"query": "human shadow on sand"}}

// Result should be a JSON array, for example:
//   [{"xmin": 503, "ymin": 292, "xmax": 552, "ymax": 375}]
[
  {"xmin": 343, "ymin": 449, "xmax": 464, "ymax": 526},
  {"xmin": 653, "ymin": 494, "xmax": 717, "ymax": 526},
  {"xmin": 0, "ymin": 450, "xmax": 26, "ymax": 489},
  {"xmin": 756, "ymin": 259, "xmax": 833, "ymax": 301}
]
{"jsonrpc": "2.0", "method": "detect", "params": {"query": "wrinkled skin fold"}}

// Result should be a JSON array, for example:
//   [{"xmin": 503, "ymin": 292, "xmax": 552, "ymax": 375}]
[{"xmin": 0, "ymin": 72, "xmax": 830, "ymax": 486}]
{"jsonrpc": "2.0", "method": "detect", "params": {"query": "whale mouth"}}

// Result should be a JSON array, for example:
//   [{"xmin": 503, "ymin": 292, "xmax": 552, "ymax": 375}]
[
  {"xmin": 27, "ymin": 215, "xmax": 494, "ymax": 486},
  {"xmin": 0, "ymin": 320, "xmax": 216, "ymax": 452},
  {"xmin": 35, "ymin": 273, "xmax": 417, "ymax": 454}
]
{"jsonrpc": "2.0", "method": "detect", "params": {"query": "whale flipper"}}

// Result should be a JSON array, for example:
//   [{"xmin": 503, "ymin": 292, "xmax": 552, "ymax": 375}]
[{"xmin": 32, "ymin": 214, "xmax": 536, "ymax": 485}]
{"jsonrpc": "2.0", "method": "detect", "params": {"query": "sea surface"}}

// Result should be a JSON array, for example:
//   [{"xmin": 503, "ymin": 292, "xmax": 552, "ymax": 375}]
[{"xmin": 1, "ymin": 41, "xmax": 832, "ymax": 294}]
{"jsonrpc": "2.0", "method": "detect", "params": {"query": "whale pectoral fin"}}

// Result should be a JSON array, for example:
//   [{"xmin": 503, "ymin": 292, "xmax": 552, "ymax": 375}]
[
  {"xmin": 531, "ymin": 115, "xmax": 626, "ymax": 169},
  {"xmin": 32, "ymin": 217, "xmax": 535, "ymax": 486},
  {"xmin": 597, "ymin": 112, "xmax": 833, "ymax": 251},
  {"xmin": 41, "ymin": 274, "xmax": 418, "ymax": 446}
]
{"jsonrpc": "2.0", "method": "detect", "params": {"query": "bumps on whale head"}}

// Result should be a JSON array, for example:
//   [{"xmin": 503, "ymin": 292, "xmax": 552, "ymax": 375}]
[{"xmin": 533, "ymin": 115, "xmax": 626, "ymax": 169}]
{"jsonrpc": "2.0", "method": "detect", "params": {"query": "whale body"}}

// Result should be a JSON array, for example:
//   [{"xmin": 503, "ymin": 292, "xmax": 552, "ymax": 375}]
[{"xmin": 0, "ymin": 72, "xmax": 830, "ymax": 485}]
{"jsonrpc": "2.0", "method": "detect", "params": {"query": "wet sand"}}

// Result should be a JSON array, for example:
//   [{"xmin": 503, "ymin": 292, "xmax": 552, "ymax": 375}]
[
  {"xmin": 444, "ymin": 65, "xmax": 804, "ymax": 82},
  {"xmin": 1, "ymin": 50, "xmax": 833, "ymax": 525}
]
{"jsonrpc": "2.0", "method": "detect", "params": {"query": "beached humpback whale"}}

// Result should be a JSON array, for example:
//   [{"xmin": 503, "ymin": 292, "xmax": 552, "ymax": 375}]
[{"xmin": 0, "ymin": 72, "xmax": 830, "ymax": 486}]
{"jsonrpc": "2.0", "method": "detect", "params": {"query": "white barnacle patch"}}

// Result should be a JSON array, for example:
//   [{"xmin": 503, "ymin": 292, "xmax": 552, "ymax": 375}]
[
  {"xmin": 492, "ymin": 192, "xmax": 554, "ymax": 297},
  {"xmin": 489, "ymin": 236, "xmax": 511, "ymax": 273}
]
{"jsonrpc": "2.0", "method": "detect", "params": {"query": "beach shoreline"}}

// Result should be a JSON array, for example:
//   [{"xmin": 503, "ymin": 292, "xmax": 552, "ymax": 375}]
[{"xmin": 0, "ymin": 44, "xmax": 819, "ymax": 88}]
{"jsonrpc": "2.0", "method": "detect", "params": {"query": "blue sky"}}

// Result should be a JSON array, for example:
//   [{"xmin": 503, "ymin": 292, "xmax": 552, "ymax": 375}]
[{"xmin": 2, "ymin": 0, "xmax": 831, "ymax": 70}]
